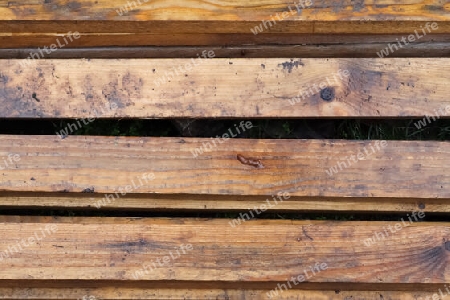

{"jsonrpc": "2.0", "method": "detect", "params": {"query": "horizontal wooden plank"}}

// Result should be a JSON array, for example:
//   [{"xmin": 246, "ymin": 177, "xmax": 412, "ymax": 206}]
[
  {"xmin": 0, "ymin": 193, "xmax": 441, "ymax": 213},
  {"xmin": 3, "ymin": 21, "xmax": 449, "ymax": 34},
  {"xmin": 0, "ymin": 136, "xmax": 448, "ymax": 199},
  {"xmin": 0, "ymin": 285, "xmax": 447, "ymax": 300},
  {"xmin": 0, "ymin": 2, "xmax": 449, "ymax": 33},
  {"xmin": 2, "ymin": 1, "xmax": 449, "ymax": 23},
  {"xmin": 2, "ymin": 43, "xmax": 450, "ymax": 59},
  {"xmin": 0, "ymin": 216, "xmax": 448, "ymax": 284},
  {"xmin": 1, "ymin": 1, "xmax": 449, "ymax": 47},
  {"xmin": 1, "ymin": 33, "xmax": 450, "ymax": 49},
  {"xmin": 1, "ymin": 58, "xmax": 450, "ymax": 118}
]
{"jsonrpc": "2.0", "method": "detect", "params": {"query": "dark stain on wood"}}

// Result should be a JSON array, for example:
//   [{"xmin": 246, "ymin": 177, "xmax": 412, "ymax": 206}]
[
  {"xmin": 83, "ymin": 74, "xmax": 95, "ymax": 101},
  {"xmin": 66, "ymin": 1, "xmax": 82, "ymax": 10},
  {"xmin": 82, "ymin": 187, "xmax": 95, "ymax": 193},
  {"xmin": 302, "ymin": 226, "xmax": 313, "ymax": 241},
  {"xmin": 424, "ymin": 5, "xmax": 444, "ymax": 11},
  {"xmin": 237, "ymin": 154, "xmax": 264, "ymax": 169},
  {"xmin": 32, "ymin": 92, "xmax": 40, "ymax": 102},
  {"xmin": 445, "ymin": 241, "xmax": 450, "ymax": 251},
  {"xmin": 0, "ymin": 74, "xmax": 9, "ymax": 84},
  {"xmin": 278, "ymin": 59, "xmax": 304, "ymax": 73},
  {"xmin": 343, "ymin": 66, "xmax": 383, "ymax": 99},
  {"xmin": 104, "ymin": 238, "xmax": 167, "ymax": 253},
  {"xmin": 0, "ymin": 82, "xmax": 40, "ymax": 118},
  {"xmin": 352, "ymin": 0, "xmax": 365, "ymax": 12}
]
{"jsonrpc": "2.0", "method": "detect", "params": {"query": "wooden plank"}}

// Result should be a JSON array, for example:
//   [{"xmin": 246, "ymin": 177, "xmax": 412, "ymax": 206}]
[
  {"xmin": 0, "ymin": 1, "xmax": 449, "ymax": 32},
  {"xmin": 0, "ymin": 193, "xmax": 442, "ymax": 213},
  {"xmin": 2, "ymin": 33, "xmax": 450, "ymax": 49},
  {"xmin": 2, "ymin": 1, "xmax": 450, "ymax": 23},
  {"xmin": 1, "ymin": 1, "xmax": 449, "ymax": 47},
  {"xmin": 0, "ymin": 216, "xmax": 448, "ymax": 283},
  {"xmin": 3, "ymin": 21, "xmax": 449, "ymax": 34},
  {"xmin": 0, "ymin": 136, "xmax": 448, "ymax": 199},
  {"xmin": 1, "ymin": 58, "xmax": 450, "ymax": 118},
  {"xmin": 0, "ymin": 285, "xmax": 447, "ymax": 300},
  {"xmin": 2, "ymin": 43, "xmax": 450, "ymax": 59}
]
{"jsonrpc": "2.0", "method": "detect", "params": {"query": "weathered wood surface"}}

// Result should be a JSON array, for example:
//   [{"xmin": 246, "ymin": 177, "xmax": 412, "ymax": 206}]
[
  {"xmin": 1, "ymin": 1, "xmax": 449, "ymax": 47},
  {"xmin": 1, "ymin": 1, "xmax": 449, "ymax": 22},
  {"xmin": 0, "ymin": 136, "xmax": 448, "ymax": 199},
  {"xmin": 0, "ymin": 285, "xmax": 447, "ymax": 300},
  {"xmin": 0, "ymin": 217, "xmax": 447, "ymax": 283},
  {"xmin": 2, "ymin": 43, "xmax": 450, "ymax": 59},
  {"xmin": 0, "ymin": 193, "xmax": 439, "ymax": 213},
  {"xmin": 1, "ymin": 58, "xmax": 450, "ymax": 118},
  {"xmin": 2, "ymin": 33, "xmax": 450, "ymax": 48}
]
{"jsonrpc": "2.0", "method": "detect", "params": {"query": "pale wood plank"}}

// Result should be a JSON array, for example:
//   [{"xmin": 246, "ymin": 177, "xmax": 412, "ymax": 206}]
[{"xmin": 1, "ymin": 58, "xmax": 450, "ymax": 118}]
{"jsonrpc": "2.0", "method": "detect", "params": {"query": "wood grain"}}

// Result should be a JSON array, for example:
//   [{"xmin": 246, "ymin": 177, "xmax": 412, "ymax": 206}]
[
  {"xmin": 0, "ymin": 193, "xmax": 442, "ymax": 213},
  {"xmin": 0, "ymin": 285, "xmax": 447, "ymax": 300},
  {"xmin": 1, "ymin": 1, "xmax": 449, "ymax": 47},
  {"xmin": 1, "ymin": 1, "xmax": 449, "ymax": 22},
  {"xmin": 0, "ymin": 136, "xmax": 448, "ymax": 199},
  {"xmin": 0, "ymin": 216, "xmax": 448, "ymax": 283},
  {"xmin": 1, "ymin": 58, "xmax": 450, "ymax": 118},
  {"xmin": 2, "ymin": 43, "xmax": 450, "ymax": 59},
  {"xmin": 1, "ymin": 33, "xmax": 450, "ymax": 48}
]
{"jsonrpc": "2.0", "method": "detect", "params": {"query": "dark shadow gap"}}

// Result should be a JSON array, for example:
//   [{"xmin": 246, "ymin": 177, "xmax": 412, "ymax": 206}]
[
  {"xmin": 0, "ymin": 208, "xmax": 448, "ymax": 221},
  {"xmin": 0, "ymin": 118, "xmax": 449, "ymax": 140}
]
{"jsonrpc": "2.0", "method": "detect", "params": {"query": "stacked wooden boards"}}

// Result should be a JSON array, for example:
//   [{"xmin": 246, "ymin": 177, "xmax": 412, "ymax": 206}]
[
  {"xmin": 1, "ymin": 0, "xmax": 450, "ymax": 48},
  {"xmin": 1, "ymin": 0, "xmax": 450, "ymax": 299}
]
